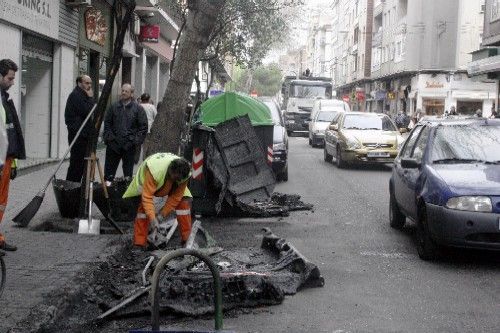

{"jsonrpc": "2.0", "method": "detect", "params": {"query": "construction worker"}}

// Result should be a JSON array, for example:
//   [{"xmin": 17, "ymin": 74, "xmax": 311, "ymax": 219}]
[
  {"xmin": 123, "ymin": 153, "xmax": 192, "ymax": 248},
  {"xmin": 0, "ymin": 59, "xmax": 26, "ymax": 252}
]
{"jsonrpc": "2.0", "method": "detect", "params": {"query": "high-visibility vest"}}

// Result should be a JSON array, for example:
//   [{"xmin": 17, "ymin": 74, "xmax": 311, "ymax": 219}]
[{"xmin": 122, "ymin": 152, "xmax": 191, "ymax": 198}]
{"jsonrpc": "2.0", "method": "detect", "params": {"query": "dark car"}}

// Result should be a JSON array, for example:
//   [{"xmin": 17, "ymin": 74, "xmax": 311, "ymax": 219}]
[
  {"xmin": 263, "ymin": 100, "xmax": 289, "ymax": 181},
  {"xmin": 389, "ymin": 117, "xmax": 500, "ymax": 260}
]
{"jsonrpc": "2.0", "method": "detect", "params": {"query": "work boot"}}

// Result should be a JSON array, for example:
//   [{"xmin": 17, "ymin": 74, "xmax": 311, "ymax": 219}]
[{"xmin": 0, "ymin": 240, "xmax": 17, "ymax": 251}]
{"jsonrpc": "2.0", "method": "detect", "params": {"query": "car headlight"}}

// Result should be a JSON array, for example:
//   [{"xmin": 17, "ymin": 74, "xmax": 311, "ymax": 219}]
[
  {"xmin": 345, "ymin": 137, "xmax": 361, "ymax": 150},
  {"xmin": 446, "ymin": 196, "xmax": 492, "ymax": 212},
  {"xmin": 273, "ymin": 143, "xmax": 286, "ymax": 151}
]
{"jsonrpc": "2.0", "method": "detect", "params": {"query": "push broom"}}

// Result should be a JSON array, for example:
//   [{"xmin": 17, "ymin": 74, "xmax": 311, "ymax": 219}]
[{"xmin": 13, "ymin": 105, "xmax": 97, "ymax": 227}]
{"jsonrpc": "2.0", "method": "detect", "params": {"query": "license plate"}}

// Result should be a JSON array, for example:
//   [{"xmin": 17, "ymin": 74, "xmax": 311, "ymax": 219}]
[{"xmin": 367, "ymin": 152, "xmax": 390, "ymax": 158}]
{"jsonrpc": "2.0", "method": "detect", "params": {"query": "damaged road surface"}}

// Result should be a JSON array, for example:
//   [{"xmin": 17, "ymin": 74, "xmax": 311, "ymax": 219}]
[{"xmin": 23, "ymin": 228, "xmax": 323, "ymax": 332}]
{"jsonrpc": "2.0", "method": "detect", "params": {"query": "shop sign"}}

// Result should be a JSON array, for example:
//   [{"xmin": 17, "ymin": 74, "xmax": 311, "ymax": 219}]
[
  {"xmin": 140, "ymin": 25, "xmax": 160, "ymax": 43},
  {"xmin": 375, "ymin": 90, "xmax": 386, "ymax": 101},
  {"xmin": 210, "ymin": 90, "xmax": 224, "ymax": 97},
  {"xmin": 85, "ymin": 8, "xmax": 108, "ymax": 47},
  {"xmin": 356, "ymin": 91, "xmax": 365, "ymax": 101},
  {"xmin": 0, "ymin": 0, "xmax": 59, "ymax": 40},
  {"xmin": 425, "ymin": 81, "xmax": 444, "ymax": 89}
]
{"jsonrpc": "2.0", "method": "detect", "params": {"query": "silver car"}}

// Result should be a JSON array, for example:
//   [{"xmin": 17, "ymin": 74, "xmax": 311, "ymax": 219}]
[{"xmin": 308, "ymin": 109, "xmax": 344, "ymax": 147}]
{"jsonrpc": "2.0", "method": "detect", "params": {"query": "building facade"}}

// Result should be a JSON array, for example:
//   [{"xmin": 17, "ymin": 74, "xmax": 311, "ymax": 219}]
[
  {"xmin": 0, "ymin": 0, "xmax": 80, "ymax": 159},
  {"xmin": 331, "ymin": 0, "xmax": 495, "ymax": 117}
]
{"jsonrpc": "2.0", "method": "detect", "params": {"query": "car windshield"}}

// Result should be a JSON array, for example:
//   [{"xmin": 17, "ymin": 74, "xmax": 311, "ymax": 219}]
[
  {"xmin": 264, "ymin": 101, "xmax": 282, "ymax": 125},
  {"xmin": 316, "ymin": 111, "xmax": 338, "ymax": 122},
  {"xmin": 342, "ymin": 114, "xmax": 396, "ymax": 131},
  {"xmin": 431, "ymin": 125, "xmax": 500, "ymax": 163},
  {"xmin": 290, "ymin": 85, "xmax": 330, "ymax": 98}
]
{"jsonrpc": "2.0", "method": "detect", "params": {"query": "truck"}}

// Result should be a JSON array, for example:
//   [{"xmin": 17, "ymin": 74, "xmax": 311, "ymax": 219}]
[{"xmin": 281, "ymin": 76, "xmax": 333, "ymax": 135}]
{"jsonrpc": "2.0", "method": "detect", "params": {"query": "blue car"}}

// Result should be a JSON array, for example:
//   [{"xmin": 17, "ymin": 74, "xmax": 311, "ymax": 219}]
[{"xmin": 389, "ymin": 117, "xmax": 500, "ymax": 260}]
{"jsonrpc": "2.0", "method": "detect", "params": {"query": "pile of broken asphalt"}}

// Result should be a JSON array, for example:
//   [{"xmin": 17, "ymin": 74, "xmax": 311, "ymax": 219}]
[{"xmin": 1, "ymin": 161, "xmax": 321, "ymax": 333}]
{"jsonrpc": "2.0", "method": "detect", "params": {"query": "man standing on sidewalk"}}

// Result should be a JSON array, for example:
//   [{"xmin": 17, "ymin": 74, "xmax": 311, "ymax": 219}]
[
  {"xmin": 0, "ymin": 59, "xmax": 26, "ymax": 252},
  {"xmin": 103, "ymin": 83, "xmax": 147, "ymax": 184},
  {"xmin": 64, "ymin": 75, "xmax": 95, "ymax": 182}
]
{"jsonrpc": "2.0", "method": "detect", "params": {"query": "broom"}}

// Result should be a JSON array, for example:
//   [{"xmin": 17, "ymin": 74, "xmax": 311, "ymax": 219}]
[{"xmin": 13, "ymin": 105, "xmax": 97, "ymax": 227}]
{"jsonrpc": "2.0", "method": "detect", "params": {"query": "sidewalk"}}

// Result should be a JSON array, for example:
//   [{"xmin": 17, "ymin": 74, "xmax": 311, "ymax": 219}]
[{"xmin": 0, "ymin": 152, "xmax": 128, "ymax": 332}]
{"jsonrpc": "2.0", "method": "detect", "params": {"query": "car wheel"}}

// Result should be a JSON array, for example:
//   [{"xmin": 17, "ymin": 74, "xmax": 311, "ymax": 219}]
[
  {"xmin": 336, "ymin": 145, "xmax": 346, "ymax": 169},
  {"xmin": 389, "ymin": 189, "xmax": 405, "ymax": 229},
  {"xmin": 280, "ymin": 165, "xmax": 288, "ymax": 181},
  {"xmin": 416, "ymin": 205, "xmax": 438, "ymax": 261},
  {"xmin": 324, "ymin": 146, "xmax": 333, "ymax": 163}
]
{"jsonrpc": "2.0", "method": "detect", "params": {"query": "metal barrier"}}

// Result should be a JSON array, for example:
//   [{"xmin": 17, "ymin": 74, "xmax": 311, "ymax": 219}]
[{"xmin": 150, "ymin": 248, "xmax": 225, "ymax": 332}]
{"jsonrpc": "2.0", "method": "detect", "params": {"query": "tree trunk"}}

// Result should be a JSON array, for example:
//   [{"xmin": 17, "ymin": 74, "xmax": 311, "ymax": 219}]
[{"xmin": 144, "ymin": 0, "xmax": 225, "ymax": 157}]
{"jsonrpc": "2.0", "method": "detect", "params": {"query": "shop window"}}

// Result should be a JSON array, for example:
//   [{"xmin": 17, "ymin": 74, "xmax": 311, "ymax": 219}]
[{"xmin": 457, "ymin": 101, "xmax": 483, "ymax": 115}]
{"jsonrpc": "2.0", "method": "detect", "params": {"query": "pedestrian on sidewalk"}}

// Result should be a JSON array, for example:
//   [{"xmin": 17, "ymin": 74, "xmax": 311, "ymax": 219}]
[
  {"xmin": 64, "ymin": 75, "xmax": 95, "ymax": 182},
  {"xmin": 0, "ymin": 59, "xmax": 26, "ymax": 252},
  {"xmin": 133, "ymin": 93, "xmax": 157, "ymax": 164},
  {"xmin": 140, "ymin": 93, "xmax": 158, "ymax": 133},
  {"xmin": 122, "ymin": 153, "xmax": 192, "ymax": 249},
  {"xmin": 103, "ymin": 83, "xmax": 147, "ymax": 184}
]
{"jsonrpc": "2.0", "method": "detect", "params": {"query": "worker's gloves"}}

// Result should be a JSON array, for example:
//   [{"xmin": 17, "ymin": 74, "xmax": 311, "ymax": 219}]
[
  {"xmin": 10, "ymin": 167, "xmax": 17, "ymax": 180},
  {"xmin": 149, "ymin": 217, "xmax": 160, "ymax": 233}
]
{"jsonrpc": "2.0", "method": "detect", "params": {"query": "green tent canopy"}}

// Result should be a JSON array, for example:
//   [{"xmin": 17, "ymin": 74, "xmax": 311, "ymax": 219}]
[{"xmin": 198, "ymin": 92, "xmax": 273, "ymax": 126}]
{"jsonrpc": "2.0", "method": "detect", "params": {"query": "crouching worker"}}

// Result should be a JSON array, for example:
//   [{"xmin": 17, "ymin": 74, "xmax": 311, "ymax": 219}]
[{"xmin": 122, "ymin": 153, "xmax": 192, "ymax": 249}]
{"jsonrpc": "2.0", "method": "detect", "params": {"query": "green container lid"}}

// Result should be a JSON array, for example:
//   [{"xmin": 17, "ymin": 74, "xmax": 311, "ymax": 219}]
[{"xmin": 199, "ymin": 92, "xmax": 273, "ymax": 126}]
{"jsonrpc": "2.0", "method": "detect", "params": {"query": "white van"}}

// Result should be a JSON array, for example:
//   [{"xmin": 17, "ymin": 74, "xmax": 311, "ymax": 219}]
[
  {"xmin": 310, "ymin": 99, "xmax": 350, "ymax": 121},
  {"xmin": 308, "ymin": 100, "xmax": 350, "ymax": 147}
]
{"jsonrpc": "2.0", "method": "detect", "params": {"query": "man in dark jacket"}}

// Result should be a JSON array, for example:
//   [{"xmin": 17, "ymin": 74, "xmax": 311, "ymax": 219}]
[
  {"xmin": 103, "ymin": 83, "xmax": 147, "ymax": 184},
  {"xmin": 64, "ymin": 75, "xmax": 95, "ymax": 182},
  {"xmin": 0, "ymin": 59, "xmax": 26, "ymax": 251}
]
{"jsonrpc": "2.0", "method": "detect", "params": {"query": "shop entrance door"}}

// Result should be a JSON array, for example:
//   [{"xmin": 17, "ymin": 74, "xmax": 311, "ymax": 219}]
[
  {"xmin": 422, "ymin": 98, "xmax": 444, "ymax": 116},
  {"xmin": 21, "ymin": 34, "xmax": 53, "ymax": 158}
]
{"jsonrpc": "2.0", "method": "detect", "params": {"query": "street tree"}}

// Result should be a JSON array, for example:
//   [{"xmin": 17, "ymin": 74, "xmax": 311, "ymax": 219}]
[
  {"xmin": 229, "ymin": 63, "xmax": 283, "ymax": 97},
  {"xmin": 144, "ymin": 0, "xmax": 301, "ymax": 156}
]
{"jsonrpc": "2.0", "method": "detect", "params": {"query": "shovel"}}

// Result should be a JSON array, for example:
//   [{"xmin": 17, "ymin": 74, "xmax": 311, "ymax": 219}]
[
  {"xmin": 78, "ymin": 157, "xmax": 100, "ymax": 235},
  {"xmin": 78, "ymin": 180, "xmax": 100, "ymax": 234}
]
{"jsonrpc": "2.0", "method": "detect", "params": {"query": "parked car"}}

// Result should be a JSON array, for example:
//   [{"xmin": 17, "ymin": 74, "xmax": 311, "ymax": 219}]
[
  {"xmin": 389, "ymin": 117, "xmax": 500, "ymax": 260},
  {"xmin": 324, "ymin": 112, "xmax": 404, "ymax": 168},
  {"xmin": 262, "ymin": 100, "xmax": 289, "ymax": 181},
  {"xmin": 308, "ymin": 110, "xmax": 343, "ymax": 147},
  {"xmin": 310, "ymin": 98, "xmax": 350, "ymax": 121}
]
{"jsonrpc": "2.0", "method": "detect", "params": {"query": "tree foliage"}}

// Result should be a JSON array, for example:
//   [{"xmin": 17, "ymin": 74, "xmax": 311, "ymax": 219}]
[
  {"xmin": 205, "ymin": 0, "xmax": 301, "ymax": 67},
  {"xmin": 145, "ymin": 0, "xmax": 302, "ymax": 156},
  {"xmin": 229, "ymin": 63, "xmax": 283, "ymax": 97}
]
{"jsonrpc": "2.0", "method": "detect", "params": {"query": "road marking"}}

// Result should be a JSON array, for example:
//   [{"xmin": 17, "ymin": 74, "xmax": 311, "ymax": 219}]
[{"xmin": 360, "ymin": 250, "xmax": 412, "ymax": 259}]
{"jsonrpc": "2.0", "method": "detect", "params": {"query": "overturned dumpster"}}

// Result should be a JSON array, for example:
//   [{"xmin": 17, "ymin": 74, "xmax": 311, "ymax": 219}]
[{"xmin": 190, "ymin": 92, "xmax": 277, "ymax": 216}]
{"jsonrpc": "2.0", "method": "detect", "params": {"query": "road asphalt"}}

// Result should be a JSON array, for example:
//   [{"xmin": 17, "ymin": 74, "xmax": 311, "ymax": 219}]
[{"xmin": 1, "ymin": 138, "xmax": 499, "ymax": 333}]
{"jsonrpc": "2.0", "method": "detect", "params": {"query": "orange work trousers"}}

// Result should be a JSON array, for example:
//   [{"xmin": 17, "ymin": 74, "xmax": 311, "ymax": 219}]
[
  {"xmin": 133, "ymin": 197, "xmax": 192, "ymax": 247},
  {"xmin": 0, "ymin": 157, "xmax": 13, "ymax": 244}
]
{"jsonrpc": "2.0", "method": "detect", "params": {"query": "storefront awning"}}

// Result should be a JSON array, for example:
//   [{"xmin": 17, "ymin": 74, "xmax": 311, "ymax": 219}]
[
  {"xmin": 467, "ymin": 54, "xmax": 500, "ymax": 76},
  {"xmin": 452, "ymin": 90, "xmax": 493, "ymax": 100},
  {"xmin": 418, "ymin": 92, "xmax": 447, "ymax": 98}
]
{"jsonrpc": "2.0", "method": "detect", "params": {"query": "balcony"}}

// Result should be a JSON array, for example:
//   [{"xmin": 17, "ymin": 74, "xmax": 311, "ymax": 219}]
[{"xmin": 372, "ymin": 29, "xmax": 382, "ymax": 47}]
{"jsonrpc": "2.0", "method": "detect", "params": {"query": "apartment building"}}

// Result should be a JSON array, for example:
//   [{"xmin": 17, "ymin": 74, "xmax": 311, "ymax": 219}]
[
  {"xmin": 332, "ymin": 0, "xmax": 495, "ymax": 116},
  {"xmin": 332, "ymin": 0, "xmax": 374, "ymax": 110}
]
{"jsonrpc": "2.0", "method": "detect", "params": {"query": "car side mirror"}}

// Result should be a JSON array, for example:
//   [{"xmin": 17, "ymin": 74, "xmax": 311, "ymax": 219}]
[
  {"xmin": 401, "ymin": 158, "xmax": 420, "ymax": 169},
  {"xmin": 329, "ymin": 124, "xmax": 338, "ymax": 131},
  {"xmin": 399, "ymin": 128, "xmax": 408, "ymax": 134}
]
